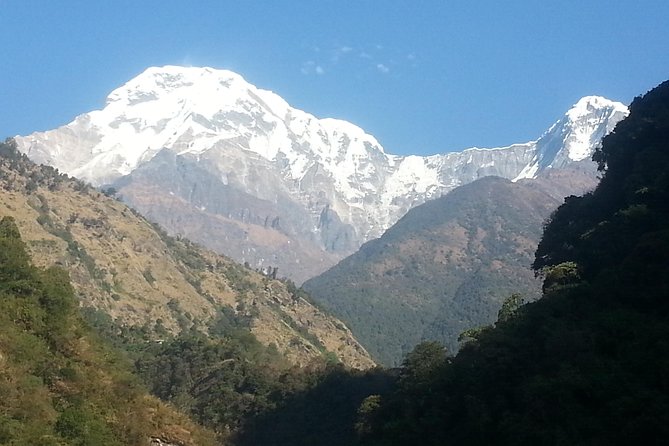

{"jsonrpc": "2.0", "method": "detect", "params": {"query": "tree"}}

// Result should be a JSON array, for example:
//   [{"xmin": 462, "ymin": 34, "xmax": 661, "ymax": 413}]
[
  {"xmin": 0, "ymin": 216, "xmax": 35, "ymax": 294},
  {"xmin": 496, "ymin": 293, "xmax": 526, "ymax": 324},
  {"xmin": 398, "ymin": 341, "xmax": 447, "ymax": 391}
]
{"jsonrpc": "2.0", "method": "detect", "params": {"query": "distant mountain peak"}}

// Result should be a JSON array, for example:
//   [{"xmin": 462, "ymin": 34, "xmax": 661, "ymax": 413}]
[
  {"xmin": 15, "ymin": 65, "xmax": 629, "ymax": 280},
  {"xmin": 559, "ymin": 95, "xmax": 628, "ymax": 163},
  {"xmin": 511, "ymin": 95, "xmax": 629, "ymax": 181},
  {"xmin": 566, "ymin": 95, "xmax": 628, "ymax": 122}
]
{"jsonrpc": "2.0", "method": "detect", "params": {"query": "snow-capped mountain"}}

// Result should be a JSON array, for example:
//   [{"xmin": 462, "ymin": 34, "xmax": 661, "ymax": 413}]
[{"xmin": 15, "ymin": 66, "xmax": 628, "ymax": 281}]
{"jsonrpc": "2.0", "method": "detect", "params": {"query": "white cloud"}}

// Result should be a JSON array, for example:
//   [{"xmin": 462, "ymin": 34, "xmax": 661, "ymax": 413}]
[
  {"xmin": 301, "ymin": 61, "xmax": 313, "ymax": 75},
  {"xmin": 303, "ymin": 43, "xmax": 412, "ymax": 76}
]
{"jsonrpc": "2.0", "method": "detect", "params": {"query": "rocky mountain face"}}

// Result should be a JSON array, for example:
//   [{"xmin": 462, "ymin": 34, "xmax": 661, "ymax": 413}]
[
  {"xmin": 15, "ymin": 66, "xmax": 628, "ymax": 281},
  {"xmin": 0, "ymin": 140, "xmax": 374, "ymax": 369},
  {"xmin": 304, "ymin": 166, "xmax": 600, "ymax": 366}
]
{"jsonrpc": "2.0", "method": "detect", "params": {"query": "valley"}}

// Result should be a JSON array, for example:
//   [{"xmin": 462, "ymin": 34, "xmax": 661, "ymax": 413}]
[
  {"xmin": 13, "ymin": 65, "xmax": 628, "ymax": 369},
  {"xmin": 2, "ymin": 63, "xmax": 667, "ymax": 446},
  {"xmin": 3, "ymin": 0, "xmax": 668, "ymax": 443}
]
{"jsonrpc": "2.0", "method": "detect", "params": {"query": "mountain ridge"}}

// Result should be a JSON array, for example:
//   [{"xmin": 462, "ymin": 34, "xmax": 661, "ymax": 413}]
[
  {"xmin": 303, "ymin": 173, "xmax": 588, "ymax": 365},
  {"xmin": 15, "ymin": 65, "xmax": 628, "ymax": 281},
  {"xmin": 0, "ymin": 139, "xmax": 374, "ymax": 369}
]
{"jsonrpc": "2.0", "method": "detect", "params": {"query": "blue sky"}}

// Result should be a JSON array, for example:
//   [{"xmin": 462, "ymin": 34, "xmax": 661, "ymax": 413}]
[{"xmin": 1, "ymin": 1, "xmax": 668, "ymax": 156}]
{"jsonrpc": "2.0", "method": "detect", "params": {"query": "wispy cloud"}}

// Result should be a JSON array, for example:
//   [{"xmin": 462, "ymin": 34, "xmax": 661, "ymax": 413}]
[
  {"xmin": 301, "ymin": 60, "xmax": 325, "ymax": 76},
  {"xmin": 301, "ymin": 43, "xmax": 416, "ymax": 77},
  {"xmin": 331, "ymin": 45, "xmax": 355, "ymax": 64}
]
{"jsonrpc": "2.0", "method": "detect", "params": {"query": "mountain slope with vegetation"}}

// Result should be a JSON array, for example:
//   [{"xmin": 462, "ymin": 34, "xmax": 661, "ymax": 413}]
[
  {"xmin": 0, "ymin": 139, "xmax": 374, "ymax": 370},
  {"xmin": 236, "ymin": 79, "xmax": 669, "ymax": 446},
  {"xmin": 304, "ymin": 170, "xmax": 597, "ymax": 365},
  {"xmin": 0, "ymin": 215, "xmax": 217, "ymax": 445},
  {"xmin": 357, "ymin": 80, "xmax": 669, "ymax": 445}
]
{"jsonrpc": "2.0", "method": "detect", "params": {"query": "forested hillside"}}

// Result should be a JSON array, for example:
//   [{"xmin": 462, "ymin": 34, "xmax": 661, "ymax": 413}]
[
  {"xmin": 0, "ymin": 215, "xmax": 217, "ymax": 445},
  {"xmin": 0, "ymin": 138, "xmax": 378, "ymax": 443},
  {"xmin": 305, "ymin": 174, "xmax": 586, "ymax": 365},
  {"xmin": 0, "ymin": 139, "xmax": 373, "ymax": 370},
  {"xmin": 357, "ymin": 80, "xmax": 669, "ymax": 445}
]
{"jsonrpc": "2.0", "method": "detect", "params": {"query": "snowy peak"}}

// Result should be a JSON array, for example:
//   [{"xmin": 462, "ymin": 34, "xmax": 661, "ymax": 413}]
[
  {"xmin": 19, "ymin": 66, "xmax": 388, "ymax": 189},
  {"xmin": 15, "ymin": 65, "xmax": 630, "ymax": 280},
  {"xmin": 557, "ymin": 95, "xmax": 628, "ymax": 162},
  {"xmin": 512, "ymin": 95, "xmax": 628, "ymax": 181},
  {"xmin": 97, "ymin": 65, "xmax": 386, "ymax": 175},
  {"xmin": 566, "ymin": 95, "xmax": 628, "ymax": 123},
  {"xmin": 108, "ymin": 65, "xmax": 259, "ymax": 107}
]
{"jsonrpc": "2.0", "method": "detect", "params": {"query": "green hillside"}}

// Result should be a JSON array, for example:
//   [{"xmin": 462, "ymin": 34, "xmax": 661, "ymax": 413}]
[
  {"xmin": 0, "ymin": 139, "xmax": 374, "ymax": 370},
  {"xmin": 0, "ymin": 215, "xmax": 217, "ymax": 445},
  {"xmin": 304, "ymin": 176, "xmax": 563, "ymax": 365}
]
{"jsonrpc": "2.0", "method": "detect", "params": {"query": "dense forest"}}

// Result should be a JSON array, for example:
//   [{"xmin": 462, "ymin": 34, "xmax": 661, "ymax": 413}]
[
  {"xmin": 87, "ymin": 307, "xmax": 391, "ymax": 444},
  {"xmin": 356, "ymin": 80, "xmax": 669, "ymax": 444}
]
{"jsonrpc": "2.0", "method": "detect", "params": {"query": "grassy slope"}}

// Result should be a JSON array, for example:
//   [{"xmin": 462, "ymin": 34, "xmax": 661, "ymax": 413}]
[
  {"xmin": 0, "ymin": 140, "xmax": 373, "ymax": 370},
  {"xmin": 0, "ymin": 215, "xmax": 217, "ymax": 445}
]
